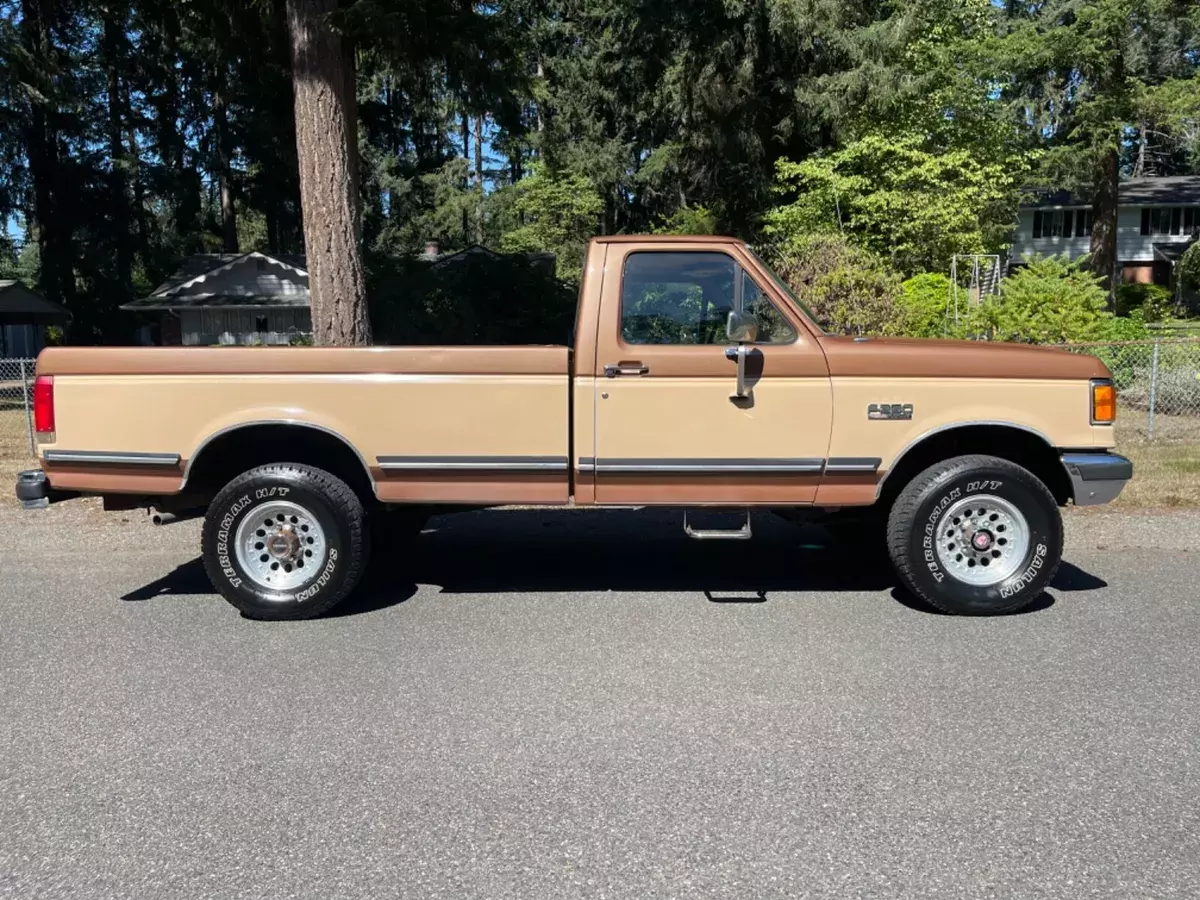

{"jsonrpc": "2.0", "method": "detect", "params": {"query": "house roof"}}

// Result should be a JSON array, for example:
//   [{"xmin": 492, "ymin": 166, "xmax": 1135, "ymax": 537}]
[
  {"xmin": 1024, "ymin": 176, "xmax": 1200, "ymax": 209},
  {"xmin": 123, "ymin": 252, "xmax": 310, "ymax": 311},
  {"xmin": 427, "ymin": 244, "xmax": 557, "ymax": 272},
  {"xmin": 0, "ymin": 280, "xmax": 71, "ymax": 320}
]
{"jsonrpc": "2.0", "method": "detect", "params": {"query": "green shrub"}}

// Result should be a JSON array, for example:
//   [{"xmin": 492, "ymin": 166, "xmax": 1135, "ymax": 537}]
[
  {"xmin": 974, "ymin": 255, "xmax": 1117, "ymax": 343},
  {"xmin": 896, "ymin": 273, "xmax": 957, "ymax": 338},
  {"xmin": 1115, "ymin": 283, "xmax": 1173, "ymax": 322},
  {"xmin": 763, "ymin": 233, "xmax": 902, "ymax": 336},
  {"xmin": 1091, "ymin": 308, "xmax": 1150, "ymax": 342},
  {"xmin": 1177, "ymin": 241, "xmax": 1200, "ymax": 293}
]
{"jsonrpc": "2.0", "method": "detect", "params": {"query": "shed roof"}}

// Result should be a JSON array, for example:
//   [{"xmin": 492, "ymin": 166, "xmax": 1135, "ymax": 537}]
[
  {"xmin": 0, "ymin": 280, "xmax": 71, "ymax": 320},
  {"xmin": 123, "ymin": 252, "xmax": 310, "ymax": 311}
]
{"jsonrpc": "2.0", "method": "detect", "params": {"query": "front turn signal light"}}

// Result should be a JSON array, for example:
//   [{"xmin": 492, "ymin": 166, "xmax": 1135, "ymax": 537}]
[{"xmin": 1091, "ymin": 379, "xmax": 1116, "ymax": 424}]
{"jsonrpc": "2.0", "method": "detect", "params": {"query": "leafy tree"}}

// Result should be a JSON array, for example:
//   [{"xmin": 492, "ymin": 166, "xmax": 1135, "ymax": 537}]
[
  {"xmin": 765, "ymin": 233, "xmax": 902, "ymax": 336},
  {"xmin": 497, "ymin": 167, "xmax": 603, "ymax": 281},
  {"xmin": 766, "ymin": 133, "xmax": 1028, "ymax": 276}
]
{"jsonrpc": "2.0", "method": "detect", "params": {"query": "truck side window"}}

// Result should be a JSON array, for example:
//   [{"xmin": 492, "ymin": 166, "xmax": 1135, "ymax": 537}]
[
  {"xmin": 741, "ymin": 269, "xmax": 797, "ymax": 344},
  {"xmin": 621, "ymin": 251, "xmax": 795, "ymax": 345}
]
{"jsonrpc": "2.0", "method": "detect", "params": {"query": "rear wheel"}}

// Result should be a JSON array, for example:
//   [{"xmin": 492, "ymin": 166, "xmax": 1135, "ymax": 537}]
[
  {"xmin": 887, "ymin": 454, "xmax": 1062, "ymax": 615},
  {"xmin": 201, "ymin": 463, "xmax": 369, "ymax": 620}
]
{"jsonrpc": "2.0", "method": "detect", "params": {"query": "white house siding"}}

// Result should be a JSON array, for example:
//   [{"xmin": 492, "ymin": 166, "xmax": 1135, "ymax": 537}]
[
  {"xmin": 1013, "ymin": 206, "xmax": 1197, "ymax": 265},
  {"xmin": 1011, "ymin": 209, "xmax": 1092, "ymax": 262},
  {"xmin": 180, "ymin": 308, "xmax": 313, "ymax": 346}
]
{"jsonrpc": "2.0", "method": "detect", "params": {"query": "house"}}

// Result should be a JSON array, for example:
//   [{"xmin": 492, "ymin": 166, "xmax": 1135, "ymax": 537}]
[
  {"xmin": 121, "ymin": 251, "xmax": 311, "ymax": 346},
  {"xmin": 0, "ymin": 279, "xmax": 70, "ymax": 358},
  {"xmin": 1011, "ymin": 176, "xmax": 1200, "ymax": 284}
]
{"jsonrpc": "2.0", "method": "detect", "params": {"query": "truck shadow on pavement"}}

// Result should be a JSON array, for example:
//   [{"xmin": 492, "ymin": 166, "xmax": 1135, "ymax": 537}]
[{"xmin": 123, "ymin": 508, "xmax": 1106, "ymax": 618}]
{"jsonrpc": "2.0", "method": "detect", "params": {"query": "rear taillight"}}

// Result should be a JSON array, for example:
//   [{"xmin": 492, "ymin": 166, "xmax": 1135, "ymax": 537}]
[{"xmin": 33, "ymin": 375, "xmax": 55, "ymax": 438}]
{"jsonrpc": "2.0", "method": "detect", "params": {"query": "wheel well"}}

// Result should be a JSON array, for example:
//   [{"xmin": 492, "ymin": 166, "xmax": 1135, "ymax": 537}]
[
  {"xmin": 184, "ymin": 424, "xmax": 375, "ymax": 505},
  {"xmin": 878, "ymin": 425, "xmax": 1072, "ymax": 508}
]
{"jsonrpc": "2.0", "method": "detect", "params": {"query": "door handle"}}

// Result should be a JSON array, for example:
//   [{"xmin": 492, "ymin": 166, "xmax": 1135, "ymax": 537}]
[
  {"xmin": 726, "ymin": 345, "xmax": 749, "ymax": 398},
  {"xmin": 604, "ymin": 363, "xmax": 650, "ymax": 378}
]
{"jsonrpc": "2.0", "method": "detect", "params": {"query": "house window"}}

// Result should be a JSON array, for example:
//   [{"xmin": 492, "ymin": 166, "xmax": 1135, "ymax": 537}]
[
  {"xmin": 1032, "ymin": 210, "xmax": 1078, "ymax": 239},
  {"xmin": 1075, "ymin": 209, "xmax": 1093, "ymax": 237},
  {"xmin": 1141, "ymin": 207, "xmax": 1186, "ymax": 236},
  {"xmin": 255, "ymin": 315, "xmax": 269, "ymax": 333}
]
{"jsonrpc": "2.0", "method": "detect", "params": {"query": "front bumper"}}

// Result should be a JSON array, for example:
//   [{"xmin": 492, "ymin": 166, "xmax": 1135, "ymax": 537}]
[{"xmin": 1061, "ymin": 452, "xmax": 1133, "ymax": 507}]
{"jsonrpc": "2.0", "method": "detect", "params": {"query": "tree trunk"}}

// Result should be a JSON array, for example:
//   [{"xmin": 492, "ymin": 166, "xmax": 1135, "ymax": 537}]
[
  {"xmin": 103, "ymin": 7, "xmax": 132, "ymax": 291},
  {"xmin": 286, "ymin": 0, "xmax": 371, "ymax": 346},
  {"xmin": 1089, "ymin": 146, "xmax": 1120, "ymax": 300},
  {"xmin": 474, "ymin": 113, "xmax": 484, "ymax": 243},
  {"xmin": 21, "ymin": 0, "xmax": 74, "ymax": 310},
  {"xmin": 535, "ymin": 59, "xmax": 545, "ymax": 135},
  {"xmin": 1133, "ymin": 123, "xmax": 1147, "ymax": 178},
  {"xmin": 213, "ymin": 84, "xmax": 239, "ymax": 253},
  {"xmin": 461, "ymin": 111, "xmax": 471, "ymax": 245}
]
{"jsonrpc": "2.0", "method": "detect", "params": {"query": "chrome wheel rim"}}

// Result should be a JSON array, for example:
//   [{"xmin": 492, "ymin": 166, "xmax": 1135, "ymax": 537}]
[
  {"xmin": 234, "ymin": 500, "xmax": 328, "ymax": 592},
  {"xmin": 934, "ymin": 494, "xmax": 1030, "ymax": 587}
]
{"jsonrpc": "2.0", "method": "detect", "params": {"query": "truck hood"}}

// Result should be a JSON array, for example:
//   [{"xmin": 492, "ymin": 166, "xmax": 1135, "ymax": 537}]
[{"xmin": 817, "ymin": 335, "xmax": 1111, "ymax": 381}]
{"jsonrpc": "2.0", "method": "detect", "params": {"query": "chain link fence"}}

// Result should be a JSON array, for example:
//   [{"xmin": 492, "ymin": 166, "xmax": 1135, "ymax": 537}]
[
  {"xmin": 0, "ymin": 358, "xmax": 37, "ymax": 456},
  {"xmin": 1063, "ymin": 339, "xmax": 1200, "ymax": 443}
]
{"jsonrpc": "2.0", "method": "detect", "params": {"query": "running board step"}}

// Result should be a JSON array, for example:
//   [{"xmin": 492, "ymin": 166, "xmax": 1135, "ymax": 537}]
[{"xmin": 684, "ymin": 510, "xmax": 752, "ymax": 541}]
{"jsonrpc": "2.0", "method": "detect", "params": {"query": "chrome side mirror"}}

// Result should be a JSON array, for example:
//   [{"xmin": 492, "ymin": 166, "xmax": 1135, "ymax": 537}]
[
  {"xmin": 726, "ymin": 311, "xmax": 759, "ymax": 400},
  {"xmin": 726, "ymin": 310, "xmax": 760, "ymax": 344}
]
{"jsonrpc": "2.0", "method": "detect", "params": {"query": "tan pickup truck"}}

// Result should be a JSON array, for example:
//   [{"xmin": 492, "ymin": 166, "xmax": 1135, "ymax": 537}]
[{"xmin": 17, "ymin": 235, "xmax": 1130, "ymax": 619}]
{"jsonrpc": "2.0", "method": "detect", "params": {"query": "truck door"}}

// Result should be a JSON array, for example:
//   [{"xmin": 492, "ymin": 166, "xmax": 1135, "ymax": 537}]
[{"xmin": 589, "ymin": 242, "xmax": 833, "ymax": 505}]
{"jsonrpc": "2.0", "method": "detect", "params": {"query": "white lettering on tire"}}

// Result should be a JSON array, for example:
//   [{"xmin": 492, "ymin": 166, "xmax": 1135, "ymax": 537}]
[
  {"xmin": 921, "ymin": 486, "xmax": 962, "ymax": 583},
  {"xmin": 295, "ymin": 549, "xmax": 338, "ymax": 602},
  {"xmin": 966, "ymin": 479, "xmax": 1003, "ymax": 493},
  {"xmin": 999, "ymin": 544, "xmax": 1048, "ymax": 599},
  {"xmin": 215, "ymin": 494, "xmax": 252, "ymax": 588}
]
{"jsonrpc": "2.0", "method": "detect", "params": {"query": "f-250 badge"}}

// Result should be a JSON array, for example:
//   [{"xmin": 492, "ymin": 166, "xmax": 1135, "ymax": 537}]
[{"xmin": 868, "ymin": 403, "xmax": 914, "ymax": 421}]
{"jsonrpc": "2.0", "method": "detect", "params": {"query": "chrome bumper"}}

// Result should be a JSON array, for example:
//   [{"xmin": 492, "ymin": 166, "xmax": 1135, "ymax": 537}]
[{"xmin": 1061, "ymin": 452, "xmax": 1133, "ymax": 507}]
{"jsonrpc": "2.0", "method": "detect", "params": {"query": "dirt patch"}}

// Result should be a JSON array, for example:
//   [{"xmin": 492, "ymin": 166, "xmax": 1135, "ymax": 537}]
[{"xmin": 0, "ymin": 407, "xmax": 35, "ymax": 508}]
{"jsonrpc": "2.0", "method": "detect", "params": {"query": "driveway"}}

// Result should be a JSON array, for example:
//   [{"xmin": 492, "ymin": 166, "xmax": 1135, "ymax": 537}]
[{"xmin": 2, "ymin": 507, "xmax": 1198, "ymax": 899}]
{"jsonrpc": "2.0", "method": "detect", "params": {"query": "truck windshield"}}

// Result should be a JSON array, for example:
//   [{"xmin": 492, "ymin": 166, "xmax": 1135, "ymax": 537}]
[{"xmin": 745, "ymin": 249, "xmax": 829, "ymax": 335}]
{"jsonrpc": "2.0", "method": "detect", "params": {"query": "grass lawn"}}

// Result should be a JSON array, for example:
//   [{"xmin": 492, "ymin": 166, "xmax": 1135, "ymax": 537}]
[
  {"xmin": 0, "ymin": 404, "xmax": 34, "ymax": 507},
  {"xmin": 2, "ymin": 406, "xmax": 1199, "ymax": 511}
]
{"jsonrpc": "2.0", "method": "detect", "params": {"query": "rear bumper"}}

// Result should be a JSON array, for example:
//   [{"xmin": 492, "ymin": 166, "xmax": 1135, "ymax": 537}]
[
  {"xmin": 14, "ymin": 469, "xmax": 77, "ymax": 510},
  {"xmin": 1061, "ymin": 452, "xmax": 1133, "ymax": 507}
]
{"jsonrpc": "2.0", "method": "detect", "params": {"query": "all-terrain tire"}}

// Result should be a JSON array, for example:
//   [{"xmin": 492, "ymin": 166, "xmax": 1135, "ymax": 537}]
[
  {"xmin": 887, "ymin": 454, "xmax": 1063, "ymax": 615},
  {"xmin": 201, "ymin": 463, "xmax": 369, "ymax": 620}
]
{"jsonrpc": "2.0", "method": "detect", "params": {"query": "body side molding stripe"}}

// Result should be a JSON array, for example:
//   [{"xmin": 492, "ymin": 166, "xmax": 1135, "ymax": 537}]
[
  {"xmin": 377, "ymin": 455, "xmax": 569, "ymax": 473},
  {"xmin": 824, "ymin": 457, "xmax": 882, "ymax": 474},
  {"xmin": 578, "ymin": 457, "xmax": 825, "ymax": 474},
  {"xmin": 43, "ymin": 450, "xmax": 182, "ymax": 467}
]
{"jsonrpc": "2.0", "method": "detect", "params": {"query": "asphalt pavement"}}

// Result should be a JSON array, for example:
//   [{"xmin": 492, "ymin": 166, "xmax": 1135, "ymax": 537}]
[{"xmin": 2, "ymin": 505, "xmax": 1199, "ymax": 899}]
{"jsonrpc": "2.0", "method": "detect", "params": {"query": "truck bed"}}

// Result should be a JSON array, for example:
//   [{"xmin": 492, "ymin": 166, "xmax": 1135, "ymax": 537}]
[{"xmin": 36, "ymin": 346, "xmax": 573, "ymax": 505}]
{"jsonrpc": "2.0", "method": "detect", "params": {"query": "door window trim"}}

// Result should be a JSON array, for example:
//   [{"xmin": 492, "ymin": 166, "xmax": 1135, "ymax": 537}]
[{"xmin": 615, "ymin": 248, "xmax": 799, "ymax": 350}]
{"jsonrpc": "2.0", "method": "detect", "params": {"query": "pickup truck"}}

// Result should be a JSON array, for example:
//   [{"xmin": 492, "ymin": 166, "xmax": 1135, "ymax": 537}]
[{"xmin": 17, "ymin": 235, "xmax": 1131, "ymax": 619}]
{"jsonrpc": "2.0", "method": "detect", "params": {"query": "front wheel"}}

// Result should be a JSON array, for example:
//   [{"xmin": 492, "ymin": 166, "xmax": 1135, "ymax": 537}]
[
  {"xmin": 887, "ymin": 455, "xmax": 1063, "ymax": 615},
  {"xmin": 201, "ymin": 463, "xmax": 369, "ymax": 620}
]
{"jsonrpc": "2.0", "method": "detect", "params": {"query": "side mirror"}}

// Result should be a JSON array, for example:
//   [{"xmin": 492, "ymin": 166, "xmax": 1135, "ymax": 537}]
[{"xmin": 726, "ymin": 310, "xmax": 760, "ymax": 344}]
